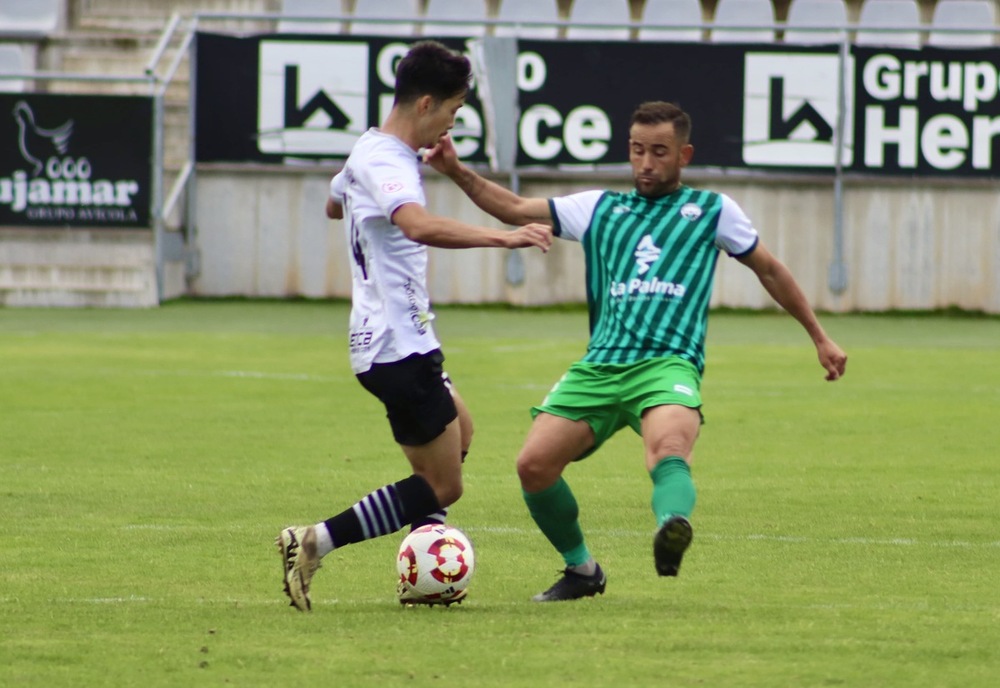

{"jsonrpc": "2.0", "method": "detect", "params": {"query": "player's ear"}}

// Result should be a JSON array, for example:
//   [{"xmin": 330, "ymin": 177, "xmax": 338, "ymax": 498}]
[
  {"xmin": 680, "ymin": 143, "xmax": 694, "ymax": 167},
  {"xmin": 415, "ymin": 94, "xmax": 434, "ymax": 115}
]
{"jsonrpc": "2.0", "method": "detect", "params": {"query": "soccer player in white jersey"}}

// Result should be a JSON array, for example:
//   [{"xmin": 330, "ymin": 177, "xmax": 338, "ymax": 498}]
[
  {"xmin": 276, "ymin": 41, "xmax": 552, "ymax": 611},
  {"xmin": 427, "ymin": 101, "xmax": 848, "ymax": 601}
]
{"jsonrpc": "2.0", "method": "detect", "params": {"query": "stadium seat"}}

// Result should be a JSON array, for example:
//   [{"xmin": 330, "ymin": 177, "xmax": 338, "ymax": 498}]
[
  {"xmin": 495, "ymin": 0, "xmax": 560, "ymax": 39},
  {"xmin": 855, "ymin": 0, "xmax": 921, "ymax": 48},
  {"xmin": 927, "ymin": 0, "xmax": 997, "ymax": 47},
  {"xmin": 422, "ymin": 0, "xmax": 488, "ymax": 37},
  {"xmin": 0, "ymin": 43, "xmax": 28, "ymax": 92},
  {"xmin": 0, "ymin": 0, "xmax": 62, "ymax": 35},
  {"xmin": 784, "ymin": 0, "xmax": 848, "ymax": 44},
  {"xmin": 638, "ymin": 0, "xmax": 704, "ymax": 42},
  {"xmin": 711, "ymin": 0, "xmax": 776, "ymax": 43},
  {"xmin": 278, "ymin": 0, "xmax": 346, "ymax": 34},
  {"xmin": 566, "ymin": 0, "xmax": 631, "ymax": 41},
  {"xmin": 349, "ymin": 0, "xmax": 420, "ymax": 37}
]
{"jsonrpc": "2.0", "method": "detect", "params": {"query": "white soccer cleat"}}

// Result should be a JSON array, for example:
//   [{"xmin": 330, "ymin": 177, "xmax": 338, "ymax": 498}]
[{"xmin": 276, "ymin": 526, "xmax": 321, "ymax": 612}]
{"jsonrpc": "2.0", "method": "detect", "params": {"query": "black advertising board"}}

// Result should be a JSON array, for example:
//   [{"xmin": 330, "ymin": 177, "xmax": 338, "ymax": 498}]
[
  {"xmin": 511, "ymin": 39, "xmax": 751, "ymax": 168},
  {"xmin": 194, "ymin": 32, "xmax": 1000, "ymax": 177},
  {"xmin": 0, "ymin": 94, "xmax": 152, "ymax": 228},
  {"xmin": 195, "ymin": 32, "xmax": 491, "ymax": 165},
  {"xmin": 851, "ymin": 46, "xmax": 1000, "ymax": 175},
  {"xmin": 743, "ymin": 45, "xmax": 1000, "ymax": 175}
]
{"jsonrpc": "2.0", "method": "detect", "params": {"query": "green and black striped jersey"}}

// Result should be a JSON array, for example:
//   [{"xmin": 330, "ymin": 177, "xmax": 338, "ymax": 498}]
[{"xmin": 549, "ymin": 185, "xmax": 758, "ymax": 373}]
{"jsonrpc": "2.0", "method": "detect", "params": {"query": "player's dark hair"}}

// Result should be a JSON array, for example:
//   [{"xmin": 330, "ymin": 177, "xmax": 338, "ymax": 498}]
[
  {"xmin": 394, "ymin": 41, "xmax": 472, "ymax": 106},
  {"xmin": 630, "ymin": 101, "xmax": 692, "ymax": 142}
]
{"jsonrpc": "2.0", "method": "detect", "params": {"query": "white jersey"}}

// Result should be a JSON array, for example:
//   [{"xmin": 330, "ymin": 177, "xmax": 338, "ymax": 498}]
[{"xmin": 330, "ymin": 128, "xmax": 441, "ymax": 374}]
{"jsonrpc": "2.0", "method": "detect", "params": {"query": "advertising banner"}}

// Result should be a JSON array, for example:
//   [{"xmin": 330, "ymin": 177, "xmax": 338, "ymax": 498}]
[
  {"xmin": 194, "ymin": 32, "xmax": 1000, "ymax": 177},
  {"xmin": 195, "ymin": 32, "xmax": 490, "ymax": 165},
  {"xmin": 0, "ymin": 94, "xmax": 152, "ymax": 228},
  {"xmin": 851, "ymin": 46, "xmax": 1000, "ymax": 175}
]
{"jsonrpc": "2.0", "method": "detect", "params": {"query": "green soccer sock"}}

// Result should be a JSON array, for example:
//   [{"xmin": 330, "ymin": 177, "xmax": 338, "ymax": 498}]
[
  {"xmin": 650, "ymin": 456, "xmax": 697, "ymax": 527},
  {"xmin": 523, "ymin": 477, "xmax": 591, "ymax": 568}
]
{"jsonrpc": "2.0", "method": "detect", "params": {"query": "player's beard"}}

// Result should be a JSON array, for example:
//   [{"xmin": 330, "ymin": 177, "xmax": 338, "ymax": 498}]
[{"xmin": 633, "ymin": 173, "xmax": 680, "ymax": 199}]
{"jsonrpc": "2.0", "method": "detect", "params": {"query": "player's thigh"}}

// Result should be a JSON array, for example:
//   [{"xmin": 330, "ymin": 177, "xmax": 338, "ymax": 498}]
[
  {"xmin": 531, "ymin": 361, "xmax": 624, "ymax": 458},
  {"xmin": 618, "ymin": 357, "xmax": 703, "ymax": 469},
  {"xmin": 356, "ymin": 350, "xmax": 458, "ymax": 447},
  {"xmin": 640, "ymin": 404, "xmax": 702, "ymax": 470},
  {"xmin": 517, "ymin": 412, "xmax": 595, "ymax": 491}
]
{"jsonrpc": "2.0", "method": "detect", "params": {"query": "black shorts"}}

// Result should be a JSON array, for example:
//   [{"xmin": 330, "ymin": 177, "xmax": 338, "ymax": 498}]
[{"xmin": 356, "ymin": 349, "xmax": 458, "ymax": 446}]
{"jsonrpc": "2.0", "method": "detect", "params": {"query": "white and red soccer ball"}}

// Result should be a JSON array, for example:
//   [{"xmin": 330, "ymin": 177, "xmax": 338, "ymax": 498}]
[{"xmin": 397, "ymin": 524, "xmax": 475, "ymax": 604}]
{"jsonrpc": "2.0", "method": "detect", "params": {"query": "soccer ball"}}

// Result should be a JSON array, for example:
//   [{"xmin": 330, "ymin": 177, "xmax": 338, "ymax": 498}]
[{"xmin": 396, "ymin": 524, "xmax": 475, "ymax": 605}]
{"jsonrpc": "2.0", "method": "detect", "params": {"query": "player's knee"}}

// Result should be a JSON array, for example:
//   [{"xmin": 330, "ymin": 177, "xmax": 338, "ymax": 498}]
[
  {"xmin": 434, "ymin": 475, "xmax": 463, "ymax": 507},
  {"xmin": 646, "ymin": 439, "xmax": 694, "ymax": 464},
  {"xmin": 516, "ymin": 453, "xmax": 555, "ymax": 492}
]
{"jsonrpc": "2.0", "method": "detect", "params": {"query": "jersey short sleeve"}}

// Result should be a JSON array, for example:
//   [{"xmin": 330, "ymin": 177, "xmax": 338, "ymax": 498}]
[
  {"xmin": 548, "ymin": 190, "xmax": 606, "ymax": 242},
  {"xmin": 716, "ymin": 193, "xmax": 759, "ymax": 257},
  {"xmin": 352, "ymin": 140, "xmax": 425, "ymax": 222}
]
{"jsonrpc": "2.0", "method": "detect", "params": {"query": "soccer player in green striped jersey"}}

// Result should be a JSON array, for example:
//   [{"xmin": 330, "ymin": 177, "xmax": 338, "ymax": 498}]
[{"xmin": 428, "ymin": 101, "xmax": 848, "ymax": 601}]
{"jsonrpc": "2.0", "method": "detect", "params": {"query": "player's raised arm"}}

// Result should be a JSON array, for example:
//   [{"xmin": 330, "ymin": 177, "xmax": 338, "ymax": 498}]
[
  {"xmin": 737, "ymin": 242, "xmax": 848, "ymax": 381},
  {"xmin": 392, "ymin": 202, "xmax": 551, "ymax": 252},
  {"xmin": 424, "ymin": 134, "xmax": 552, "ymax": 227}
]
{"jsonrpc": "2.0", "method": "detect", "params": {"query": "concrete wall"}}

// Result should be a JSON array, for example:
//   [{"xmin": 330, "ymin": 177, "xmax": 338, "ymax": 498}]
[
  {"xmin": 0, "ymin": 227, "xmax": 158, "ymax": 307},
  {"xmin": 189, "ymin": 166, "xmax": 1000, "ymax": 313},
  {"xmin": 709, "ymin": 178, "xmax": 1000, "ymax": 313}
]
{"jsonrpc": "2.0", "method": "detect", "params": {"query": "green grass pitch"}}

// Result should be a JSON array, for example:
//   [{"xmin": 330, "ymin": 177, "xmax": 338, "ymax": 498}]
[{"xmin": 1, "ymin": 301, "xmax": 999, "ymax": 687}]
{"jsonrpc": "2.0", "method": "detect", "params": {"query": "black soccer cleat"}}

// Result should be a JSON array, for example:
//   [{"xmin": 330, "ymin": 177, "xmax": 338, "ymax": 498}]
[
  {"xmin": 654, "ymin": 516, "xmax": 693, "ymax": 577},
  {"xmin": 532, "ymin": 564, "xmax": 607, "ymax": 602}
]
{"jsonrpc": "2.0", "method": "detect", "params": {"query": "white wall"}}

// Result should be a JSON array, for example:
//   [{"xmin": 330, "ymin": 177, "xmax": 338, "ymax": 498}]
[
  {"xmin": 190, "ymin": 167, "xmax": 1000, "ymax": 313},
  {"xmin": 0, "ymin": 227, "xmax": 158, "ymax": 307}
]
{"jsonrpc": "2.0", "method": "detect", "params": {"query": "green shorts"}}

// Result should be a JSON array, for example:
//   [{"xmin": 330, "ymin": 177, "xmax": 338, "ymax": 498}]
[{"xmin": 531, "ymin": 356, "xmax": 703, "ymax": 458}]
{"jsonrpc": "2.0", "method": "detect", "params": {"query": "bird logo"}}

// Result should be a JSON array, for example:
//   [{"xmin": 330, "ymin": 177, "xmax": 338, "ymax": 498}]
[{"xmin": 13, "ymin": 101, "xmax": 74, "ymax": 177}]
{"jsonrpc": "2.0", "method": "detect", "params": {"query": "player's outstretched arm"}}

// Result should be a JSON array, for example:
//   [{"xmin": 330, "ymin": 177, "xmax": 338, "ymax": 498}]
[
  {"xmin": 392, "ymin": 203, "xmax": 551, "ymax": 252},
  {"xmin": 738, "ymin": 243, "xmax": 847, "ymax": 381},
  {"xmin": 424, "ymin": 134, "xmax": 551, "ymax": 227}
]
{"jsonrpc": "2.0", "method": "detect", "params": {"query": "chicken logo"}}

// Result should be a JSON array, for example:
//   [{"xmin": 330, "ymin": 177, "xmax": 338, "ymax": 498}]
[{"xmin": 13, "ymin": 101, "xmax": 73, "ymax": 177}]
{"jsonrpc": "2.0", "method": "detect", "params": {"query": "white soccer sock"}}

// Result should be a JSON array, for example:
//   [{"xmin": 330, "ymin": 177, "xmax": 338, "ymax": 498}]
[{"xmin": 314, "ymin": 522, "xmax": 335, "ymax": 558}]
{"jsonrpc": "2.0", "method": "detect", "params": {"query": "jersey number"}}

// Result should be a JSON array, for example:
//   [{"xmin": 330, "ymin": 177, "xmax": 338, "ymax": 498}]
[{"xmin": 348, "ymin": 215, "xmax": 368, "ymax": 280}]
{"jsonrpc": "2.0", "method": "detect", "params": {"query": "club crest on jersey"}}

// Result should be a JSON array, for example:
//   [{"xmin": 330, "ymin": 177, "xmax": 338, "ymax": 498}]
[
  {"xmin": 680, "ymin": 203, "xmax": 702, "ymax": 221},
  {"xmin": 634, "ymin": 235, "xmax": 660, "ymax": 275},
  {"xmin": 381, "ymin": 180, "xmax": 404, "ymax": 193},
  {"xmin": 611, "ymin": 204, "xmax": 632, "ymax": 215}
]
